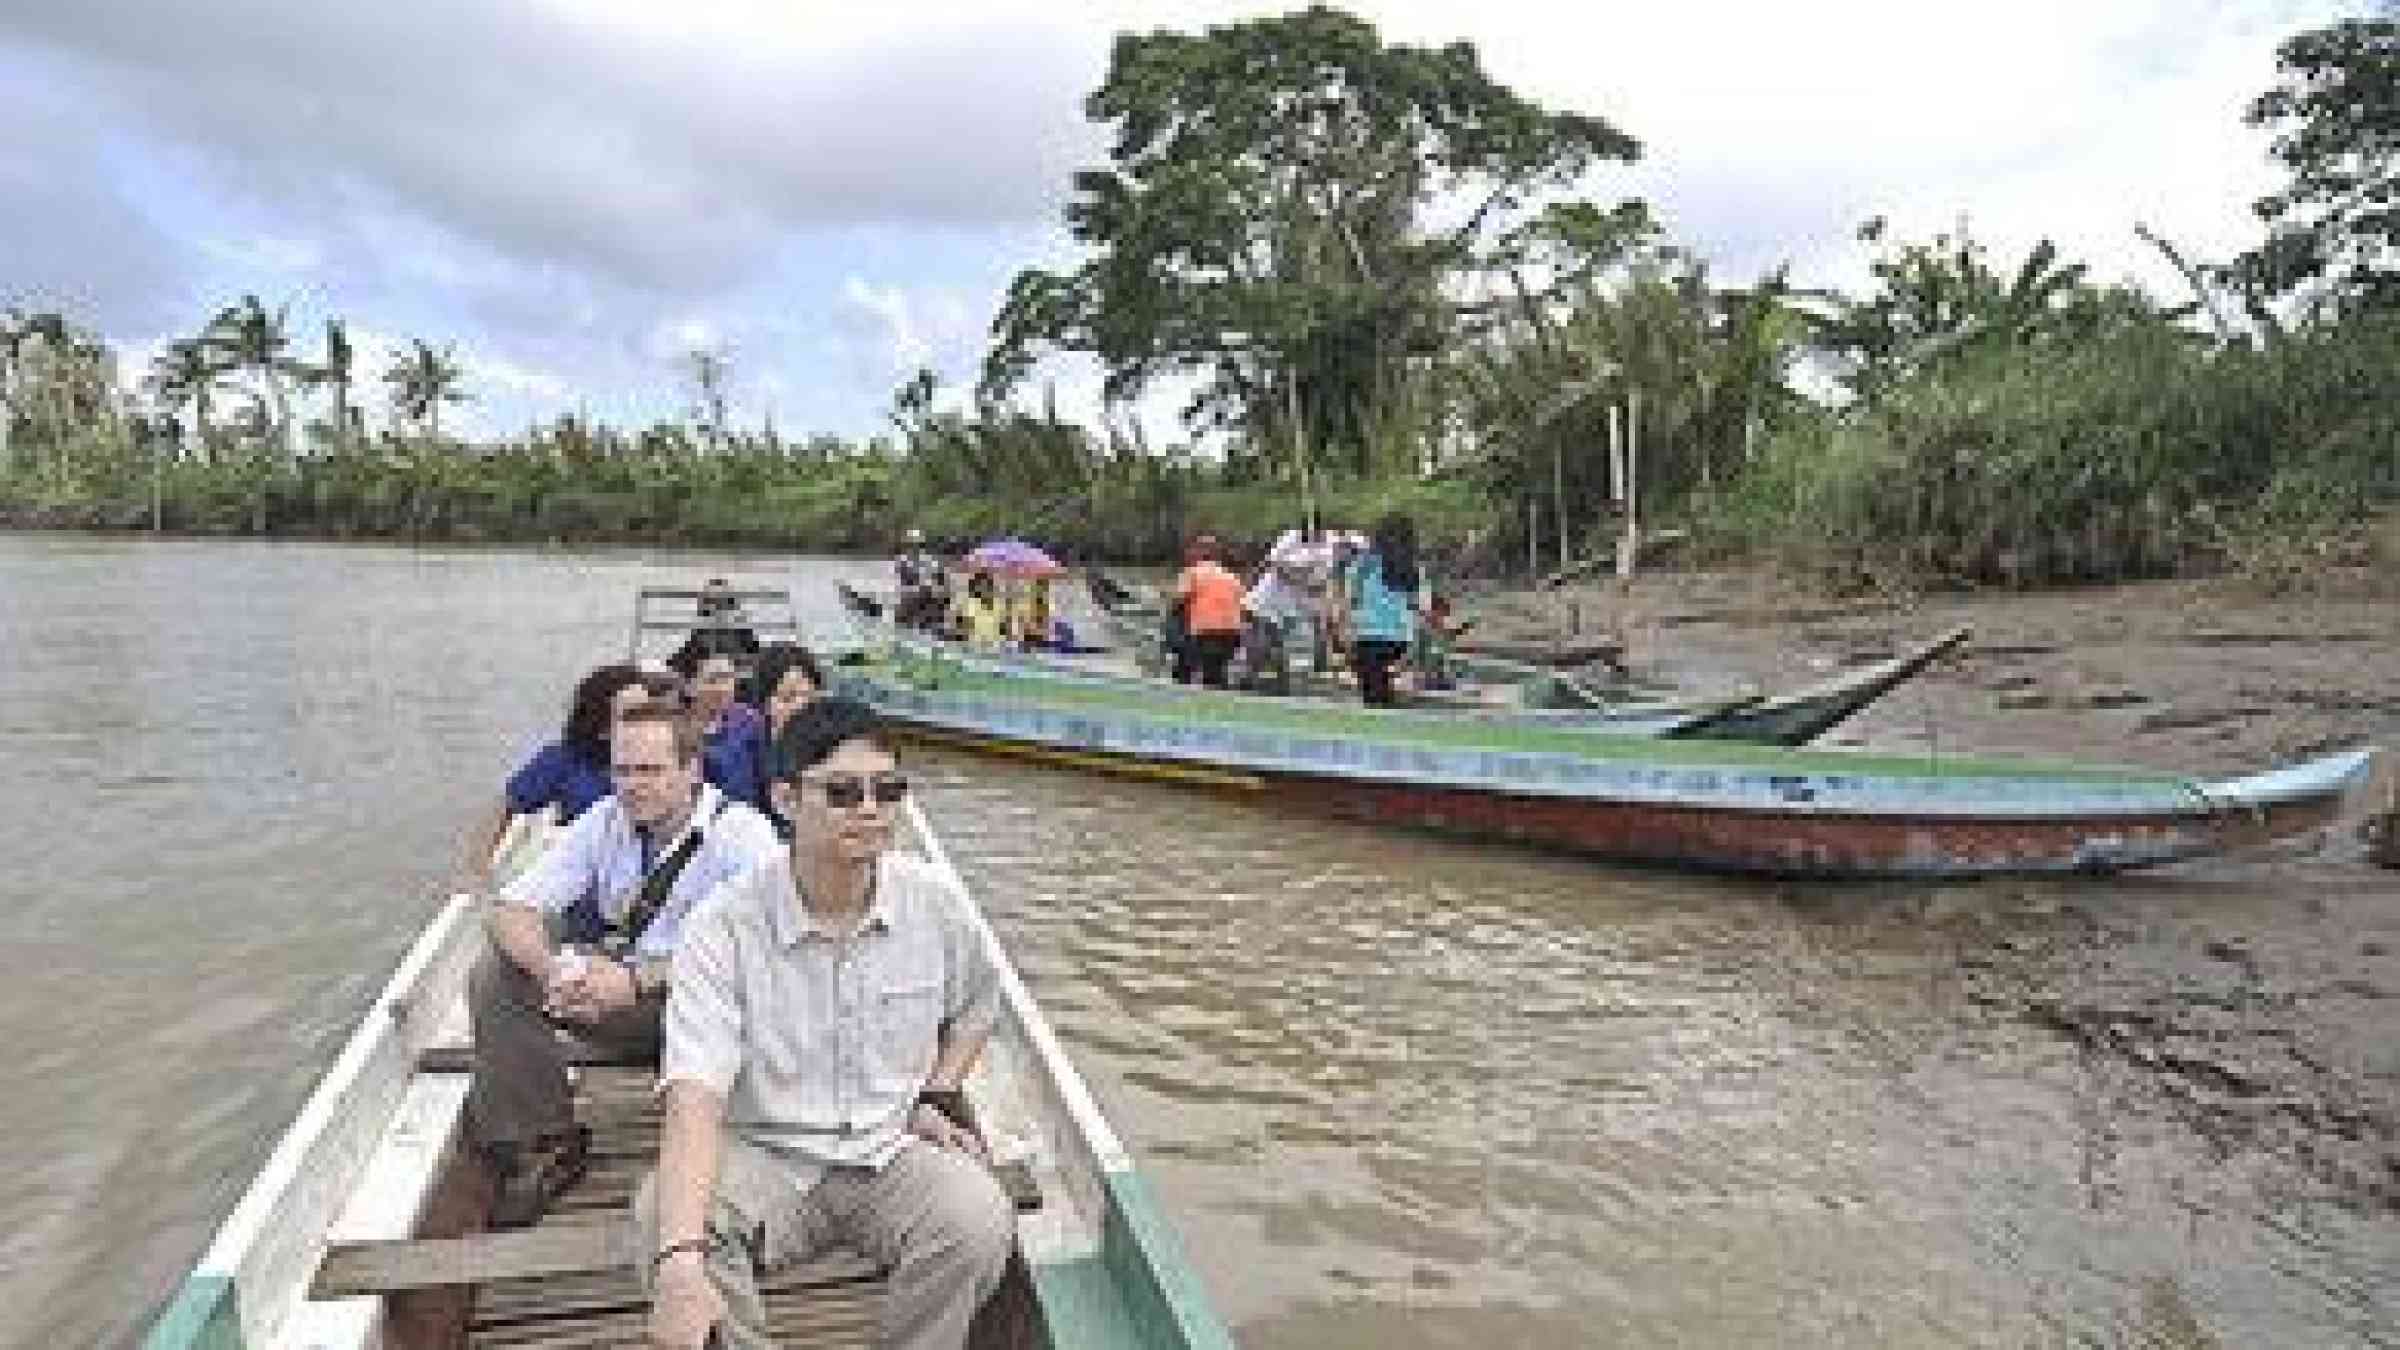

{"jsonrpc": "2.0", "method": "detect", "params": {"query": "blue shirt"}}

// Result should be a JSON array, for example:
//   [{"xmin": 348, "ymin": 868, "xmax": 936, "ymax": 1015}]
[
  {"xmin": 500, "ymin": 783, "xmax": 781, "ymax": 960},
  {"xmin": 1347, "ymin": 552, "xmax": 1423, "ymax": 644},
  {"xmin": 504, "ymin": 741, "xmax": 613, "ymax": 821},
  {"xmin": 703, "ymin": 704, "xmax": 770, "ymax": 812}
]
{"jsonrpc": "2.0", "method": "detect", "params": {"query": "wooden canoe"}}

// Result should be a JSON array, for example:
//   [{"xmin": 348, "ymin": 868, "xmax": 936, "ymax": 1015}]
[
  {"xmin": 142, "ymin": 805, "xmax": 1232, "ymax": 1350},
  {"xmin": 827, "ymin": 649, "xmax": 2376, "ymax": 878},
  {"xmin": 870, "ymin": 577, "xmax": 1968, "ymax": 748}
]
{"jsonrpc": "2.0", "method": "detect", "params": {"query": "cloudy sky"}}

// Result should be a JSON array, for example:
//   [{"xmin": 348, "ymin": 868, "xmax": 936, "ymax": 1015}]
[{"xmin": 0, "ymin": 0, "xmax": 2362, "ymax": 441}]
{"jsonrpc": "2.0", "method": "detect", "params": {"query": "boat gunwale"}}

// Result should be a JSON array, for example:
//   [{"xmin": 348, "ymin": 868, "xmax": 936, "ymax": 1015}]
[
  {"xmin": 840, "ymin": 661, "xmax": 2376, "ymax": 822},
  {"xmin": 144, "ymin": 799, "xmax": 1234, "ymax": 1350},
  {"xmin": 142, "ymin": 891, "xmax": 484, "ymax": 1350}
]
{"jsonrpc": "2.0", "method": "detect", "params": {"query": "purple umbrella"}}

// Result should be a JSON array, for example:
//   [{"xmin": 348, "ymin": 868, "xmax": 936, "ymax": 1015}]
[{"xmin": 962, "ymin": 537, "xmax": 1064, "ymax": 578}]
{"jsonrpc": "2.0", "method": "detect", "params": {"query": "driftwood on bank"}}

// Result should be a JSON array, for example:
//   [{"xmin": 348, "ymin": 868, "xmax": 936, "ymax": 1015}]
[{"xmin": 2367, "ymin": 780, "xmax": 2400, "ymax": 871}]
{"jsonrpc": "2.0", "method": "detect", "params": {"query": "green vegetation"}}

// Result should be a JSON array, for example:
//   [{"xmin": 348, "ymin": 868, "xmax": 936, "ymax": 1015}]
[{"xmin": 4, "ymin": 8, "xmax": 2396, "ymax": 591}]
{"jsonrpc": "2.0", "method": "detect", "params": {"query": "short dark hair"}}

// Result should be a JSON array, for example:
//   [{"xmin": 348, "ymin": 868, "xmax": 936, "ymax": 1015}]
[
  {"xmin": 563, "ymin": 662, "xmax": 645, "ymax": 763},
  {"xmin": 748, "ymin": 642, "xmax": 824, "ymax": 704},
  {"xmin": 613, "ymin": 702, "xmax": 702, "ymax": 764},
  {"xmin": 769, "ymin": 696, "xmax": 894, "ymax": 782}
]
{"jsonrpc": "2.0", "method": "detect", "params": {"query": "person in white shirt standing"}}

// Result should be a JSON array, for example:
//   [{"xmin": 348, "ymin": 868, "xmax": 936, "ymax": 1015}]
[
  {"xmin": 1243, "ymin": 527, "xmax": 1338, "ymax": 684},
  {"xmin": 469, "ymin": 702, "xmax": 781, "ymax": 1227},
  {"xmin": 642, "ymin": 696, "xmax": 1012, "ymax": 1350}
]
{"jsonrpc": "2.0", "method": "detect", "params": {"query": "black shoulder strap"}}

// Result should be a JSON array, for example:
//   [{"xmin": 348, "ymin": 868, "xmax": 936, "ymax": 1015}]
[{"xmin": 611, "ymin": 796, "xmax": 728, "ymax": 952}]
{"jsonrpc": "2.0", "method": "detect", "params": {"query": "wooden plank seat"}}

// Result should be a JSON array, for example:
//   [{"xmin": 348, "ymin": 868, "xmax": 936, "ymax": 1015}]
[
  {"xmin": 417, "ymin": 1040, "xmax": 658, "ymax": 1073},
  {"xmin": 318, "ymin": 1064, "xmax": 1039, "ymax": 1348}
]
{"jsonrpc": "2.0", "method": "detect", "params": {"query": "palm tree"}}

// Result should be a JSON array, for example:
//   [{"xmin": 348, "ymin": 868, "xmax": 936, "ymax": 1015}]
[
  {"xmin": 204, "ymin": 294, "xmax": 304, "ymax": 454},
  {"xmin": 383, "ymin": 338, "xmax": 470, "ymax": 440},
  {"xmin": 302, "ymin": 317, "xmax": 357, "ymax": 453},
  {"xmin": 146, "ymin": 338, "xmax": 224, "ymax": 463},
  {"xmin": 0, "ymin": 309, "xmax": 26, "ymax": 475}
]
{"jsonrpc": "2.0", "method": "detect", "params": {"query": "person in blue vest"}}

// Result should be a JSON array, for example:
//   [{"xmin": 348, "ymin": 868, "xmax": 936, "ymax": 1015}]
[
  {"xmin": 467, "ymin": 663, "xmax": 670, "ymax": 880},
  {"xmin": 1343, "ymin": 513, "xmax": 1431, "ymax": 708},
  {"xmin": 688, "ymin": 651, "xmax": 768, "ymax": 813}
]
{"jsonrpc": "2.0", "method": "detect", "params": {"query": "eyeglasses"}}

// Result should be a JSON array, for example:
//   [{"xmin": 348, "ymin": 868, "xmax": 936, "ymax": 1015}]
[{"xmin": 806, "ymin": 772, "xmax": 910, "ymax": 809}]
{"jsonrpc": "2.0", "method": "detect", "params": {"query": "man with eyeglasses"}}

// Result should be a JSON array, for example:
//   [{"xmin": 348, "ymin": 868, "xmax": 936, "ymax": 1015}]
[
  {"xmin": 470, "ymin": 702, "xmax": 781, "ymax": 1228},
  {"xmin": 640, "ymin": 696, "xmax": 1013, "ymax": 1350}
]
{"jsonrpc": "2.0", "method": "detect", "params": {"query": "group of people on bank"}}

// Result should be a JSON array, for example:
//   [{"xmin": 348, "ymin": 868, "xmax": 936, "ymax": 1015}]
[
  {"xmin": 898, "ymin": 513, "xmax": 1444, "ymax": 707},
  {"xmin": 1170, "ymin": 511, "xmax": 1441, "ymax": 706},
  {"xmin": 468, "ymin": 616, "xmax": 1012, "ymax": 1349}
]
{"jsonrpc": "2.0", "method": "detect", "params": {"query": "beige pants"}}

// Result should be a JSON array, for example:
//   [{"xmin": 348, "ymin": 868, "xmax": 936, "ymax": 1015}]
[
  {"xmin": 463, "ymin": 935, "xmax": 660, "ymax": 1149},
  {"xmin": 635, "ymin": 1136, "xmax": 1014, "ymax": 1350}
]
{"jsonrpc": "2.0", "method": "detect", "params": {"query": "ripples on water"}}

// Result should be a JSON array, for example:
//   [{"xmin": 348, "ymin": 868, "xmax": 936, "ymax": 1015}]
[
  {"xmin": 923, "ymin": 755, "xmax": 2398, "ymax": 1348},
  {"xmin": 1, "ymin": 536, "xmax": 2391, "ymax": 1348}
]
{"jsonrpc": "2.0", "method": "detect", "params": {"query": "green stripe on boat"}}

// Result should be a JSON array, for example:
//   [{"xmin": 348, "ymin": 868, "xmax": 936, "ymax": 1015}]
[
  {"xmin": 142, "ymin": 1273, "xmax": 244, "ymax": 1350},
  {"xmin": 853, "ymin": 653, "xmax": 2187, "ymax": 784},
  {"xmin": 1100, "ymin": 1171, "xmax": 1239, "ymax": 1350}
]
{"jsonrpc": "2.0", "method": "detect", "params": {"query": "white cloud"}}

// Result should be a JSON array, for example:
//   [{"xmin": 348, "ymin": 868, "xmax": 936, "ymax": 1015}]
[{"xmin": 5, "ymin": 0, "xmax": 2366, "ymax": 442}]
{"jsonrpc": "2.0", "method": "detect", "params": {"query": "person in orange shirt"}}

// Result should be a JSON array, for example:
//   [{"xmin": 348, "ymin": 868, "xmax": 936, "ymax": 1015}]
[{"xmin": 1173, "ymin": 534, "xmax": 1245, "ymax": 687}]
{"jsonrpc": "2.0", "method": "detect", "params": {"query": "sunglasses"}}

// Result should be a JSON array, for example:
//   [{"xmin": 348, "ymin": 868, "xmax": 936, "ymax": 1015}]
[{"xmin": 806, "ymin": 771, "xmax": 910, "ymax": 809}]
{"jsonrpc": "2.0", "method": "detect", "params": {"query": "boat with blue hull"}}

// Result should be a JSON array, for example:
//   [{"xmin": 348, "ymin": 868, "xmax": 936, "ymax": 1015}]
[{"xmin": 828, "ymin": 639, "xmax": 2374, "ymax": 878}]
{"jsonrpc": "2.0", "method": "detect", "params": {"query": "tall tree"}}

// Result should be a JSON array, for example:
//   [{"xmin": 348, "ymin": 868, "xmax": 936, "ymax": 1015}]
[
  {"xmin": 1807, "ymin": 220, "xmax": 2178, "ymax": 402},
  {"xmin": 204, "ymin": 294, "xmax": 305, "ymax": 453},
  {"xmin": 685, "ymin": 345, "xmax": 732, "ymax": 453},
  {"xmin": 146, "ymin": 338, "xmax": 224, "ymax": 463},
  {"xmin": 383, "ymin": 339, "xmax": 470, "ymax": 440},
  {"xmin": 0, "ymin": 310, "xmax": 26, "ymax": 474},
  {"xmin": 983, "ymin": 5, "xmax": 1641, "ymax": 480},
  {"xmin": 302, "ymin": 318, "xmax": 357, "ymax": 452},
  {"xmin": 2234, "ymin": 17, "xmax": 2400, "ymax": 315}
]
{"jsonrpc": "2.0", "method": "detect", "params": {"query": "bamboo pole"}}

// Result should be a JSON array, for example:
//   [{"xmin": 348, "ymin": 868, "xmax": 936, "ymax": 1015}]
[
  {"xmin": 1616, "ymin": 388, "xmax": 1641, "ymax": 579},
  {"xmin": 1554, "ymin": 434, "xmax": 1568, "ymax": 573}
]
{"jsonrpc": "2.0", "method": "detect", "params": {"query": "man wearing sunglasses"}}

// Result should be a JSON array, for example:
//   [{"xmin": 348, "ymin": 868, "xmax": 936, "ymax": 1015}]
[
  {"xmin": 641, "ymin": 697, "xmax": 1013, "ymax": 1350},
  {"xmin": 471, "ymin": 703, "xmax": 781, "ymax": 1228}
]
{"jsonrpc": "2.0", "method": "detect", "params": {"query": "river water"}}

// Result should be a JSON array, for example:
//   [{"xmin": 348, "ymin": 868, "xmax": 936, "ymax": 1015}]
[{"xmin": 1, "ymin": 535, "xmax": 2391, "ymax": 1348}]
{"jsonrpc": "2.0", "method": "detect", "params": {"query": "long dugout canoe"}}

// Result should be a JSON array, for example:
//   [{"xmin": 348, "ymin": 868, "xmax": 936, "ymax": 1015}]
[
  {"xmin": 840, "ymin": 580, "xmax": 1969, "ymax": 748},
  {"xmin": 829, "ymin": 652, "xmax": 2375, "ymax": 878},
  {"xmin": 142, "ymin": 804, "xmax": 1231, "ymax": 1349}
]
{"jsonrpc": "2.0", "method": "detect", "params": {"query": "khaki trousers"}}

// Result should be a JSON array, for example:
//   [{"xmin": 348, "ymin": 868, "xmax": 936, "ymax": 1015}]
[
  {"xmin": 635, "ymin": 1136, "xmax": 1014, "ymax": 1350},
  {"xmin": 463, "ymin": 934, "xmax": 660, "ymax": 1149}
]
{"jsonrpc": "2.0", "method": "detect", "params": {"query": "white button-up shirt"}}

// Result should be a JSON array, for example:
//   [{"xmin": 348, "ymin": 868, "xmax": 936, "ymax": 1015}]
[
  {"xmin": 499, "ymin": 783, "xmax": 780, "ymax": 959},
  {"xmin": 662, "ymin": 848, "xmax": 1000, "ymax": 1184}
]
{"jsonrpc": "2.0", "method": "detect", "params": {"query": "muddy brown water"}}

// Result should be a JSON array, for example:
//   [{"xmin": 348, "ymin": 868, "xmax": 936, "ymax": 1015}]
[{"xmin": 3, "ymin": 535, "xmax": 2394, "ymax": 1348}]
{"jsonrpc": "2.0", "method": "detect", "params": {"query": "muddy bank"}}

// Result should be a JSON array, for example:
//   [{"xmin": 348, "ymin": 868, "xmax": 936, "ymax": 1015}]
[{"xmin": 1466, "ymin": 570, "xmax": 2400, "ymax": 1218}]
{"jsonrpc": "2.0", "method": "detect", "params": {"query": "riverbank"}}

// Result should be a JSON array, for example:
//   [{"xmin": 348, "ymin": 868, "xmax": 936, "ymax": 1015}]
[{"xmin": 1464, "ymin": 566, "xmax": 2400, "ymax": 1219}]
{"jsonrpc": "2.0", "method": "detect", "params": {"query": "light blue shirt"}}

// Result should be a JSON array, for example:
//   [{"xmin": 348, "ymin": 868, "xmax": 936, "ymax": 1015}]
[
  {"xmin": 1346, "ymin": 551, "xmax": 1424, "ymax": 644},
  {"xmin": 500, "ymin": 783, "xmax": 781, "ymax": 959}
]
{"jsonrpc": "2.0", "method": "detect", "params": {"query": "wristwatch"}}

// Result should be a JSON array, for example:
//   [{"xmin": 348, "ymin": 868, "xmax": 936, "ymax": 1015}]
[{"xmin": 916, "ymin": 1087, "xmax": 968, "ymax": 1128}]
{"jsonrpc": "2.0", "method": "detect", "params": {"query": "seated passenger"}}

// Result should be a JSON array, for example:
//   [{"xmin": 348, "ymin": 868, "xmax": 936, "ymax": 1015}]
[
  {"xmin": 893, "ymin": 528, "xmax": 949, "ymax": 632},
  {"xmin": 468, "ymin": 663, "xmax": 650, "ymax": 879},
  {"xmin": 950, "ymin": 570, "xmax": 1008, "ymax": 651},
  {"xmin": 669, "ymin": 578, "xmax": 761, "ymax": 676},
  {"xmin": 689, "ymin": 652, "xmax": 767, "ymax": 812},
  {"xmin": 744, "ymin": 642, "xmax": 825, "ymax": 839},
  {"xmin": 641, "ymin": 697, "xmax": 1013, "ymax": 1350},
  {"xmin": 1011, "ymin": 576, "xmax": 1054, "ymax": 649},
  {"xmin": 467, "ymin": 704, "xmax": 781, "ymax": 1228}
]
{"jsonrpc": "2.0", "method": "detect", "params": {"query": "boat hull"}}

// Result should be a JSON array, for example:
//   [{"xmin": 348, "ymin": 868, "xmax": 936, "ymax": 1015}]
[
  {"xmin": 842, "ymin": 669, "xmax": 2373, "ymax": 879},
  {"xmin": 852, "ymin": 581, "xmax": 1961, "ymax": 745},
  {"xmin": 143, "ymin": 806, "xmax": 1232, "ymax": 1350}
]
